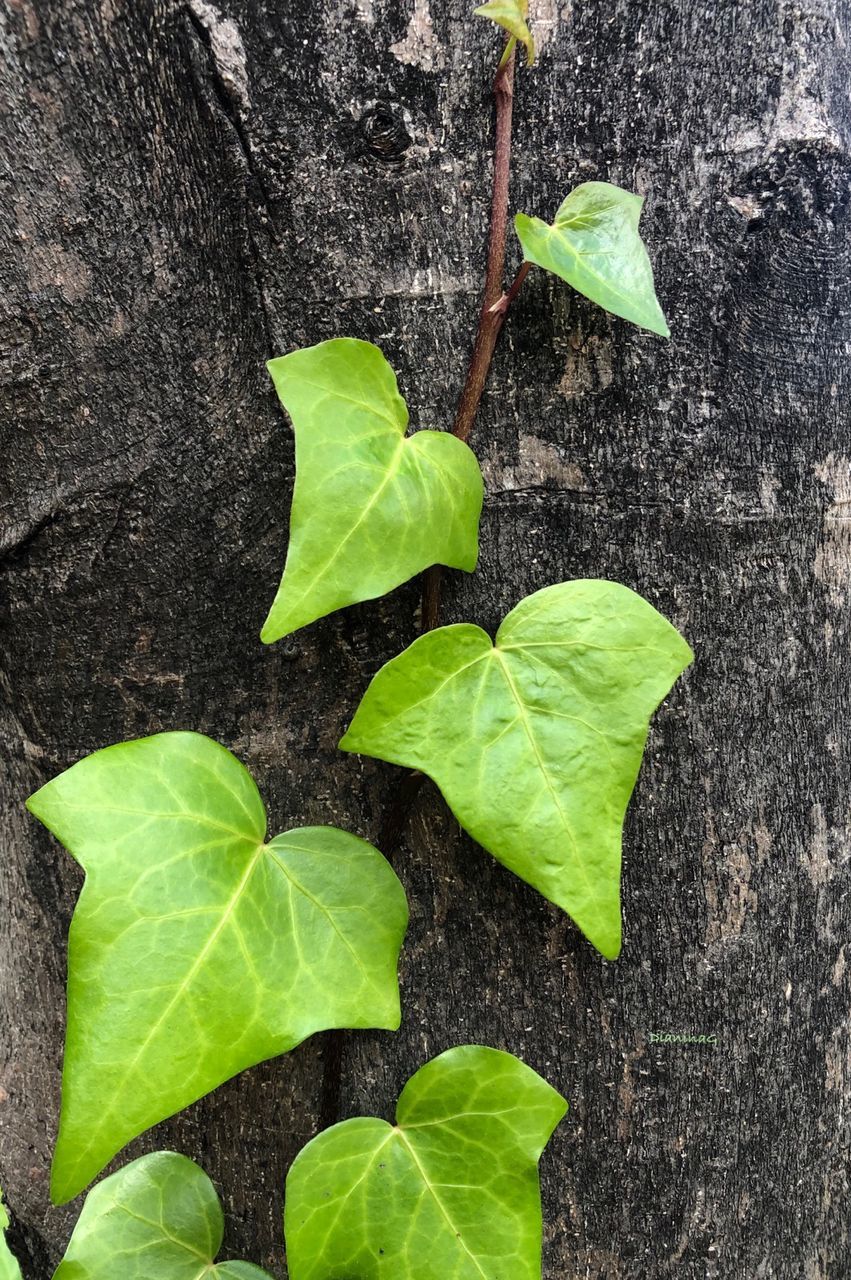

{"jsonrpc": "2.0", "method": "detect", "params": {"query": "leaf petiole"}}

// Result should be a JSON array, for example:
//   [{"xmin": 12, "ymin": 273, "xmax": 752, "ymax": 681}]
[
  {"xmin": 498, "ymin": 33, "xmax": 517, "ymax": 68},
  {"xmin": 488, "ymin": 260, "xmax": 532, "ymax": 315}
]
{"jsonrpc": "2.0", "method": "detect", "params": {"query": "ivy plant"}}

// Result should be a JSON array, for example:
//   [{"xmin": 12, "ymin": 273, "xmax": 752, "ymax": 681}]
[
  {"xmin": 12, "ymin": 9, "xmax": 692, "ymax": 1277},
  {"xmin": 26, "ymin": 731, "xmax": 408, "ymax": 1204},
  {"xmin": 285, "ymin": 1045, "xmax": 567, "ymax": 1279},
  {"xmin": 341, "ymin": 581, "xmax": 692, "ymax": 959},
  {"xmin": 52, "ymin": 1152, "xmax": 272, "ymax": 1279},
  {"xmin": 0, "ymin": 1191, "xmax": 21, "ymax": 1280},
  {"xmin": 261, "ymin": 338, "xmax": 484, "ymax": 643},
  {"xmin": 515, "ymin": 182, "xmax": 670, "ymax": 336}
]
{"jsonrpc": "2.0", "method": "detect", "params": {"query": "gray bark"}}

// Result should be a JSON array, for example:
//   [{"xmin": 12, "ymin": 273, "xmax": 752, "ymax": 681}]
[{"xmin": 2, "ymin": 0, "xmax": 850, "ymax": 1275}]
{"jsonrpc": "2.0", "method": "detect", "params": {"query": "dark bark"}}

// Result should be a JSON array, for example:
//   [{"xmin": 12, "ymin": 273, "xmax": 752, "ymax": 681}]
[{"xmin": 2, "ymin": 0, "xmax": 850, "ymax": 1276}]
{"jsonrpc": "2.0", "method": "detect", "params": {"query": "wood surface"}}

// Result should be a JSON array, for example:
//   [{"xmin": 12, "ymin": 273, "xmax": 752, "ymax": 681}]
[{"xmin": 1, "ymin": 0, "xmax": 849, "ymax": 1274}]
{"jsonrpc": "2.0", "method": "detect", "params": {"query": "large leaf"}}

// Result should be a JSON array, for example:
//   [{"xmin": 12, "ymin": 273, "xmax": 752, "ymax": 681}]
[
  {"xmin": 515, "ymin": 182, "xmax": 670, "ymax": 336},
  {"xmin": 285, "ymin": 1045, "xmax": 567, "ymax": 1279},
  {"xmin": 0, "ymin": 1190, "xmax": 22, "ymax": 1280},
  {"xmin": 474, "ymin": 0, "xmax": 535, "ymax": 65},
  {"xmin": 341, "ymin": 580, "xmax": 692, "ymax": 958},
  {"xmin": 53, "ymin": 1151, "xmax": 272, "ymax": 1279},
  {"xmin": 261, "ymin": 338, "xmax": 483, "ymax": 643},
  {"xmin": 26, "ymin": 731, "xmax": 408, "ymax": 1204}
]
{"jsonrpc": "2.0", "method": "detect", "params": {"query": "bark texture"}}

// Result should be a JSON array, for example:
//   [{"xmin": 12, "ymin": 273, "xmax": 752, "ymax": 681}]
[{"xmin": 2, "ymin": 0, "xmax": 850, "ymax": 1275}]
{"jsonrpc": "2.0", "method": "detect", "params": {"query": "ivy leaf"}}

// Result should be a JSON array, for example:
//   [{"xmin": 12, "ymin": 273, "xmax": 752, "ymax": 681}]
[
  {"xmin": 0, "ymin": 1190, "xmax": 22, "ymax": 1280},
  {"xmin": 474, "ymin": 0, "xmax": 535, "ymax": 65},
  {"xmin": 515, "ymin": 182, "xmax": 670, "ymax": 336},
  {"xmin": 285, "ymin": 1045, "xmax": 566, "ymax": 1279},
  {"xmin": 261, "ymin": 339, "xmax": 483, "ymax": 644},
  {"xmin": 26, "ymin": 731, "xmax": 408, "ymax": 1205},
  {"xmin": 341, "ymin": 580, "xmax": 692, "ymax": 959},
  {"xmin": 53, "ymin": 1151, "xmax": 272, "ymax": 1278}
]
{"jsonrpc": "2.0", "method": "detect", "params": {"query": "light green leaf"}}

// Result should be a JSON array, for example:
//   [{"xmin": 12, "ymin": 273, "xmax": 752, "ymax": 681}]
[
  {"xmin": 341, "ymin": 580, "xmax": 692, "ymax": 959},
  {"xmin": 285, "ymin": 1045, "xmax": 566, "ymax": 1279},
  {"xmin": 26, "ymin": 731, "xmax": 408, "ymax": 1205},
  {"xmin": 515, "ymin": 182, "xmax": 670, "ymax": 335},
  {"xmin": 474, "ymin": 0, "xmax": 535, "ymax": 64},
  {"xmin": 261, "ymin": 338, "xmax": 483, "ymax": 643},
  {"xmin": 0, "ymin": 1189, "xmax": 22, "ymax": 1280},
  {"xmin": 53, "ymin": 1151, "xmax": 272, "ymax": 1279}
]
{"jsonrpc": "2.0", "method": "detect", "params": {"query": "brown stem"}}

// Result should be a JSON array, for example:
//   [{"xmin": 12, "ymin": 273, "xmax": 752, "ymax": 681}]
[
  {"xmin": 326, "ymin": 38, "xmax": 529, "ymax": 1141},
  {"xmin": 420, "ymin": 561, "xmax": 443, "ymax": 633},
  {"xmin": 391, "ymin": 44, "xmax": 531, "ymax": 863},
  {"xmin": 452, "ymin": 46, "xmax": 518, "ymax": 445},
  {"xmin": 420, "ymin": 44, "xmax": 531, "ymax": 635}
]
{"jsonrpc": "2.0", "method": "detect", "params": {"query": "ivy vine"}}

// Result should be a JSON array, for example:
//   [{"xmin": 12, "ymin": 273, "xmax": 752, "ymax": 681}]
[{"xmin": 13, "ymin": 5, "xmax": 691, "ymax": 1276}]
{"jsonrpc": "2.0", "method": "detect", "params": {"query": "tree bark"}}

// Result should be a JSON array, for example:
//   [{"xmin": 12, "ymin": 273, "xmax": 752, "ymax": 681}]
[{"xmin": 2, "ymin": 0, "xmax": 850, "ymax": 1275}]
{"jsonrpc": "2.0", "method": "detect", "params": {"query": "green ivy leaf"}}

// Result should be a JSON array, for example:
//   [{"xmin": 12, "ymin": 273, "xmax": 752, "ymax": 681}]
[
  {"xmin": 26, "ymin": 731, "xmax": 408, "ymax": 1205},
  {"xmin": 341, "ymin": 580, "xmax": 692, "ymax": 959},
  {"xmin": 0, "ymin": 1190, "xmax": 22, "ymax": 1280},
  {"xmin": 261, "ymin": 339, "xmax": 483, "ymax": 643},
  {"xmin": 515, "ymin": 182, "xmax": 670, "ymax": 336},
  {"xmin": 285, "ymin": 1045, "xmax": 566, "ymax": 1279},
  {"xmin": 474, "ymin": 0, "xmax": 535, "ymax": 65},
  {"xmin": 53, "ymin": 1151, "xmax": 272, "ymax": 1279}
]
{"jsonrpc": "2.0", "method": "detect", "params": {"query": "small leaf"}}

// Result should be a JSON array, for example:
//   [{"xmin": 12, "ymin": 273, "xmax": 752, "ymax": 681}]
[
  {"xmin": 53, "ymin": 1151, "xmax": 272, "ymax": 1278},
  {"xmin": 285, "ymin": 1045, "xmax": 566, "ymax": 1279},
  {"xmin": 341, "ymin": 580, "xmax": 692, "ymax": 958},
  {"xmin": 262, "ymin": 338, "xmax": 483, "ymax": 643},
  {"xmin": 474, "ymin": 0, "xmax": 535, "ymax": 64},
  {"xmin": 0, "ymin": 1190, "xmax": 22, "ymax": 1280},
  {"xmin": 515, "ymin": 181, "xmax": 670, "ymax": 335},
  {"xmin": 27, "ymin": 731, "xmax": 408, "ymax": 1204}
]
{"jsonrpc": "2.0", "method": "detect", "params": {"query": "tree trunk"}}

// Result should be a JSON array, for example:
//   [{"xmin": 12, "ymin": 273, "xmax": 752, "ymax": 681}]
[{"xmin": 2, "ymin": 0, "xmax": 849, "ymax": 1275}]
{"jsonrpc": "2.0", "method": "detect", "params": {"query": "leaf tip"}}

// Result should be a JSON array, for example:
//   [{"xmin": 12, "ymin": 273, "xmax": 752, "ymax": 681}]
[
  {"xmin": 385, "ymin": 1004, "xmax": 403, "ymax": 1033},
  {"xmin": 259, "ymin": 606, "xmax": 291, "ymax": 646},
  {"xmin": 582, "ymin": 910, "xmax": 622, "ymax": 961},
  {"xmin": 49, "ymin": 1165, "xmax": 77, "ymax": 1209}
]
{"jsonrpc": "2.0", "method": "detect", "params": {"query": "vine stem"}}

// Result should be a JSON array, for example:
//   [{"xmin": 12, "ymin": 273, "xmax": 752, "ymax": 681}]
[
  {"xmin": 325, "ymin": 36, "xmax": 529, "ymax": 1137},
  {"xmin": 380, "ymin": 40, "xmax": 530, "ymax": 853},
  {"xmin": 421, "ymin": 41, "xmax": 528, "ymax": 633},
  {"xmin": 452, "ymin": 46, "xmax": 518, "ymax": 445}
]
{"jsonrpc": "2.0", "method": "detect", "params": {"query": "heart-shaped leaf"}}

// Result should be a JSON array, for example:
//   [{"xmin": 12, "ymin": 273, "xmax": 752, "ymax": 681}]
[
  {"xmin": 341, "ymin": 580, "xmax": 692, "ymax": 959},
  {"xmin": 261, "ymin": 338, "xmax": 483, "ymax": 643},
  {"xmin": 53, "ymin": 1151, "xmax": 272, "ymax": 1279},
  {"xmin": 515, "ymin": 182, "xmax": 670, "ymax": 335},
  {"xmin": 474, "ymin": 0, "xmax": 535, "ymax": 64},
  {"xmin": 0, "ymin": 1190, "xmax": 22, "ymax": 1280},
  {"xmin": 285, "ymin": 1045, "xmax": 567, "ymax": 1279},
  {"xmin": 26, "ymin": 731, "xmax": 408, "ymax": 1204}
]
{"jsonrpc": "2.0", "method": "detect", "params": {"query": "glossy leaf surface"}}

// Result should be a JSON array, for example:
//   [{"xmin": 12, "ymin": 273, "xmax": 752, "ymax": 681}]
[
  {"xmin": 53, "ymin": 1152, "xmax": 272, "ymax": 1279},
  {"xmin": 0, "ymin": 1191, "xmax": 22, "ymax": 1280},
  {"xmin": 27, "ymin": 732, "xmax": 408, "ymax": 1204},
  {"xmin": 261, "ymin": 338, "xmax": 483, "ymax": 643},
  {"xmin": 474, "ymin": 0, "xmax": 535, "ymax": 64},
  {"xmin": 285, "ymin": 1045, "xmax": 567, "ymax": 1279},
  {"xmin": 341, "ymin": 580, "xmax": 692, "ymax": 958},
  {"xmin": 515, "ymin": 182, "xmax": 670, "ymax": 335}
]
